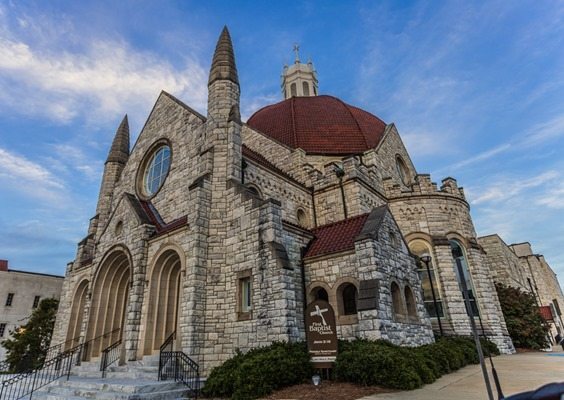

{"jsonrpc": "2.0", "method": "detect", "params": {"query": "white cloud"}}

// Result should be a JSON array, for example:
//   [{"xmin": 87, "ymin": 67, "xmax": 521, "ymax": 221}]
[
  {"xmin": 0, "ymin": 9, "xmax": 208, "ymax": 126},
  {"xmin": 0, "ymin": 146, "xmax": 67, "ymax": 203},
  {"xmin": 470, "ymin": 170, "xmax": 559, "ymax": 205},
  {"xmin": 447, "ymin": 143, "xmax": 512, "ymax": 171},
  {"xmin": 536, "ymin": 182, "xmax": 564, "ymax": 209}
]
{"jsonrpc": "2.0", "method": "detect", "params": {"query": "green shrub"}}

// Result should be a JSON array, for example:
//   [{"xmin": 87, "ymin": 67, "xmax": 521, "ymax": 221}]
[
  {"xmin": 202, "ymin": 337, "xmax": 499, "ymax": 397},
  {"xmin": 335, "ymin": 336, "xmax": 499, "ymax": 390},
  {"xmin": 495, "ymin": 283, "xmax": 550, "ymax": 349},
  {"xmin": 202, "ymin": 341, "xmax": 312, "ymax": 399}
]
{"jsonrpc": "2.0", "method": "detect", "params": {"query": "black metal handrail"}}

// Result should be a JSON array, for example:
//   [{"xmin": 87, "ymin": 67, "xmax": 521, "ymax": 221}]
[
  {"xmin": 159, "ymin": 351, "xmax": 200, "ymax": 398},
  {"xmin": 0, "ymin": 345, "xmax": 79, "ymax": 400},
  {"xmin": 44, "ymin": 334, "xmax": 83, "ymax": 361},
  {"xmin": 0, "ymin": 360, "xmax": 9, "ymax": 373},
  {"xmin": 100, "ymin": 338, "xmax": 122, "ymax": 378},
  {"xmin": 158, "ymin": 332, "xmax": 199, "ymax": 399},
  {"xmin": 0, "ymin": 328, "xmax": 120, "ymax": 400}
]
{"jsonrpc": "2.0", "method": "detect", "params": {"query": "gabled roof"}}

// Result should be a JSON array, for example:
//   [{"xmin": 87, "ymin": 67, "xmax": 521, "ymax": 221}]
[{"xmin": 305, "ymin": 213, "xmax": 370, "ymax": 258}]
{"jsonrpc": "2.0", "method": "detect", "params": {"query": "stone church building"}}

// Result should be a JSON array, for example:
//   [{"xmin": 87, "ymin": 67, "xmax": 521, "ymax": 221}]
[{"xmin": 51, "ymin": 27, "xmax": 516, "ymax": 376}]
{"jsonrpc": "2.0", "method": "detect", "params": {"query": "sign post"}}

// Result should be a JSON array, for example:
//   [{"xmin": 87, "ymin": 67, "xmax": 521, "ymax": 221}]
[{"xmin": 305, "ymin": 300, "xmax": 338, "ymax": 368}]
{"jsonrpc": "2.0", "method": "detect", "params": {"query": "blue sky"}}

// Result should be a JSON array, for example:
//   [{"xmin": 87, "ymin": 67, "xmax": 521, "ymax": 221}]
[{"xmin": 0, "ymin": 0, "xmax": 563, "ymax": 285}]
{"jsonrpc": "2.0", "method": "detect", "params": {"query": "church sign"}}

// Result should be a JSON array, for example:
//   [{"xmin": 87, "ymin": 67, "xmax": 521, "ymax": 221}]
[{"xmin": 305, "ymin": 300, "xmax": 338, "ymax": 367}]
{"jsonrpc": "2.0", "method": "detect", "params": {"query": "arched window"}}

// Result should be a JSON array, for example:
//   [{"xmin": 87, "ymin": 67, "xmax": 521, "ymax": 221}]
[
  {"xmin": 395, "ymin": 156, "xmax": 410, "ymax": 186},
  {"xmin": 338, "ymin": 283, "xmax": 358, "ymax": 315},
  {"xmin": 297, "ymin": 209, "xmax": 308, "ymax": 227},
  {"xmin": 290, "ymin": 83, "xmax": 297, "ymax": 97},
  {"xmin": 409, "ymin": 240, "xmax": 444, "ymax": 318},
  {"xmin": 450, "ymin": 240, "xmax": 479, "ymax": 316},
  {"xmin": 404, "ymin": 286, "xmax": 417, "ymax": 317},
  {"xmin": 311, "ymin": 287, "xmax": 329, "ymax": 302},
  {"xmin": 246, "ymin": 185, "xmax": 262, "ymax": 199},
  {"xmin": 302, "ymin": 81, "xmax": 310, "ymax": 96},
  {"xmin": 391, "ymin": 282, "xmax": 405, "ymax": 317}
]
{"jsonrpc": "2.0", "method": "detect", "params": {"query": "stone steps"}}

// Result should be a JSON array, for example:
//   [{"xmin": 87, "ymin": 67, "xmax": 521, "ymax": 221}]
[{"xmin": 31, "ymin": 376, "xmax": 193, "ymax": 399}]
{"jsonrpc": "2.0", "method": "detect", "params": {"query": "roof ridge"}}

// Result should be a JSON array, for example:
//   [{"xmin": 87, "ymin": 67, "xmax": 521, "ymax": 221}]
[
  {"xmin": 337, "ymin": 97, "xmax": 370, "ymax": 149},
  {"xmin": 312, "ymin": 212, "xmax": 370, "ymax": 232},
  {"xmin": 290, "ymin": 96, "xmax": 298, "ymax": 148}
]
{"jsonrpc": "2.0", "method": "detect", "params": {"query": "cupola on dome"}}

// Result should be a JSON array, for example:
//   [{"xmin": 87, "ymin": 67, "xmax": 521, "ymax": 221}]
[{"xmin": 247, "ymin": 95, "xmax": 387, "ymax": 155}]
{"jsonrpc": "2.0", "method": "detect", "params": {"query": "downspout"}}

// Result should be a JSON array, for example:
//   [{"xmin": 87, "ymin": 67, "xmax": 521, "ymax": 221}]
[
  {"xmin": 334, "ymin": 165, "xmax": 348, "ymax": 219},
  {"xmin": 311, "ymin": 187, "xmax": 317, "ymax": 228},
  {"xmin": 241, "ymin": 159, "xmax": 247, "ymax": 185}
]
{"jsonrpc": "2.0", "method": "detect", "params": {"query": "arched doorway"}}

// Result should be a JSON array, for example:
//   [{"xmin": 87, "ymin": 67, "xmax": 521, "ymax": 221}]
[
  {"xmin": 86, "ymin": 248, "xmax": 131, "ymax": 359},
  {"xmin": 65, "ymin": 279, "xmax": 89, "ymax": 350},
  {"xmin": 144, "ymin": 249, "xmax": 182, "ymax": 355}
]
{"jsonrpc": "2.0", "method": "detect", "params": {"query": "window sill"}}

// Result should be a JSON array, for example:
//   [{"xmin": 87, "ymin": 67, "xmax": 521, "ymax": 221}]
[
  {"xmin": 237, "ymin": 311, "xmax": 252, "ymax": 321},
  {"xmin": 338, "ymin": 314, "xmax": 358, "ymax": 325}
]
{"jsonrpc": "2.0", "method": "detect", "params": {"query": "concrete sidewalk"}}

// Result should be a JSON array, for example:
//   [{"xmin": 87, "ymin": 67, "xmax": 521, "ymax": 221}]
[{"xmin": 361, "ymin": 351, "xmax": 564, "ymax": 400}]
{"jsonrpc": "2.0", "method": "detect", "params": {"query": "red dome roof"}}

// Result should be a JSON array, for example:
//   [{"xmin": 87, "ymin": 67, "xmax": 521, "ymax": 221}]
[{"xmin": 246, "ymin": 95, "xmax": 387, "ymax": 155}]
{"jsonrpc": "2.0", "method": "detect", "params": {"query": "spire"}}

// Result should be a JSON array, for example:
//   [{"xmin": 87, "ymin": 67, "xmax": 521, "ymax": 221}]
[
  {"xmin": 106, "ymin": 115, "xmax": 130, "ymax": 164},
  {"xmin": 208, "ymin": 26, "xmax": 239, "ymax": 86}
]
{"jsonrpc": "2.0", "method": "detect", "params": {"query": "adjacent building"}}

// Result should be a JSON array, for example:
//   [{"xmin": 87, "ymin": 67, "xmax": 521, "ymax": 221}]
[
  {"xmin": 479, "ymin": 235, "xmax": 564, "ymax": 340},
  {"xmin": 0, "ymin": 260, "xmax": 64, "ymax": 361}
]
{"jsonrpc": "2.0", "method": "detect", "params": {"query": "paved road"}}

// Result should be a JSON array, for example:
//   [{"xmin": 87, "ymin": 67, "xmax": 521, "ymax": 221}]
[{"xmin": 361, "ymin": 351, "xmax": 564, "ymax": 400}]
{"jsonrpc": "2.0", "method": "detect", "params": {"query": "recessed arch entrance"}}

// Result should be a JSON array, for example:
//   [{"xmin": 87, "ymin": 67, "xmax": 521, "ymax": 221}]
[
  {"xmin": 85, "ymin": 248, "xmax": 131, "ymax": 359},
  {"xmin": 143, "ymin": 248, "xmax": 182, "ymax": 355},
  {"xmin": 65, "ymin": 279, "xmax": 89, "ymax": 350}
]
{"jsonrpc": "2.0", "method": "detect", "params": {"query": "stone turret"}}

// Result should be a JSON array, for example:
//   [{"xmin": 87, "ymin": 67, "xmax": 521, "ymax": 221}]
[
  {"xmin": 95, "ymin": 115, "xmax": 130, "ymax": 230},
  {"xmin": 208, "ymin": 26, "xmax": 240, "ymax": 121},
  {"xmin": 207, "ymin": 26, "xmax": 241, "ymax": 182}
]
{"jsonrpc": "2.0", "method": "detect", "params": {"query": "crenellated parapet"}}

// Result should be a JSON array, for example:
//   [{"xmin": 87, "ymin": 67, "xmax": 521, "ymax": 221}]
[{"xmin": 384, "ymin": 174, "xmax": 467, "ymax": 204}]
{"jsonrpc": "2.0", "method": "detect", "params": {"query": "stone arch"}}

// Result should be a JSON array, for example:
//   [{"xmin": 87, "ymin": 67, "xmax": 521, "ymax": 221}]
[
  {"xmin": 86, "ymin": 246, "xmax": 132, "ymax": 359},
  {"xmin": 306, "ymin": 281, "xmax": 333, "ymax": 305},
  {"xmin": 65, "ymin": 278, "xmax": 89, "ymax": 350},
  {"xmin": 143, "ymin": 246, "xmax": 183, "ymax": 355},
  {"xmin": 404, "ymin": 285, "xmax": 417, "ymax": 318},
  {"xmin": 334, "ymin": 277, "xmax": 359, "ymax": 318},
  {"xmin": 246, "ymin": 184, "xmax": 263, "ymax": 199},
  {"xmin": 297, "ymin": 207, "xmax": 309, "ymax": 228}
]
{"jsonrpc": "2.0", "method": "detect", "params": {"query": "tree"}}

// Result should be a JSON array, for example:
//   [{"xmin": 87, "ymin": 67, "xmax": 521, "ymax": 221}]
[
  {"xmin": 495, "ymin": 283, "xmax": 549, "ymax": 350},
  {"xmin": 1, "ymin": 298, "xmax": 59, "ymax": 372}
]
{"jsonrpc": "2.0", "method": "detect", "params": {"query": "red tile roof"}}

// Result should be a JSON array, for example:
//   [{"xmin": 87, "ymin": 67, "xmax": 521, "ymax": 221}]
[
  {"xmin": 305, "ymin": 213, "xmax": 370, "ymax": 258},
  {"xmin": 140, "ymin": 200, "xmax": 188, "ymax": 237},
  {"xmin": 247, "ymin": 95, "xmax": 387, "ymax": 155}
]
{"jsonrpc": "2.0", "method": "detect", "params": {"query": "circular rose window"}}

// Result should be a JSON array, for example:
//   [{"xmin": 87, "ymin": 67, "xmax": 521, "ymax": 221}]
[{"xmin": 142, "ymin": 145, "xmax": 171, "ymax": 197}]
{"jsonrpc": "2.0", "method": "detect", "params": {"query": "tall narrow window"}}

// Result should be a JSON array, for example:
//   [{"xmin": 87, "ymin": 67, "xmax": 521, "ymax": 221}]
[
  {"xmin": 302, "ymin": 81, "xmax": 310, "ymax": 96},
  {"xmin": 338, "ymin": 283, "xmax": 358, "ymax": 315},
  {"xmin": 0, "ymin": 323, "xmax": 6, "ymax": 337},
  {"xmin": 404, "ymin": 286, "xmax": 417, "ymax": 317},
  {"xmin": 409, "ymin": 240, "xmax": 444, "ymax": 318},
  {"xmin": 450, "ymin": 240, "xmax": 479, "ymax": 316},
  {"xmin": 391, "ymin": 282, "xmax": 405, "ymax": 317},
  {"xmin": 5, "ymin": 293, "xmax": 14, "ymax": 307},
  {"xmin": 32, "ymin": 296, "xmax": 41, "ymax": 309},
  {"xmin": 240, "ymin": 276, "xmax": 252, "ymax": 313},
  {"xmin": 290, "ymin": 83, "xmax": 297, "ymax": 97}
]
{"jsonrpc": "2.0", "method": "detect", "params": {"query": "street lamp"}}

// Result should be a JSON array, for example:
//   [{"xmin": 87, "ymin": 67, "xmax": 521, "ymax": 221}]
[{"xmin": 420, "ymin": 254, "xmax": 444, "ymax": 337}]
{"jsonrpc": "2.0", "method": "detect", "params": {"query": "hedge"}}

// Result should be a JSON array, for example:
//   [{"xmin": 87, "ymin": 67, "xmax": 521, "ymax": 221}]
[
  {"xmin": 202, "ymin": 337, "xmax": 499, "ymax": 399},
  {"xmin": 334, "ymin": 336, "xmax": 499, "ymax": 390}
]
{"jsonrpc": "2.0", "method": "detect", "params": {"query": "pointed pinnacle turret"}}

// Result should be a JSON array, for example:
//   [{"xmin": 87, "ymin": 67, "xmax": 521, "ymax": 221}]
[
  {"xmin": 208, "ymin": 26, "xmax": 239, "ymax": 86},
  {"xmin": 106, "ymin": 115, "xmax": 130, "ymax": 164}
]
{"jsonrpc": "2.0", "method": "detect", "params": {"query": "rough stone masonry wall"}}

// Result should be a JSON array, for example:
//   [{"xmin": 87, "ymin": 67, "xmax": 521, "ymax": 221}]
[
  {"xmin": 355, "ymin": 211, "xmax": 433, "ymax": 346},
  {"xmin": 243, "ymin": 160, "xmax": 313, "ymax": 227},
  {"xmin": 111, "ymin": 93, "xmax": 206, "ymax": 225},
  {"xmin": 386, "ymin": 178, "xmax": 514, "ymax": 353},
  {"xmin": 478, "ymin": 235, "xmax": 529, "ymax": 290}
]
